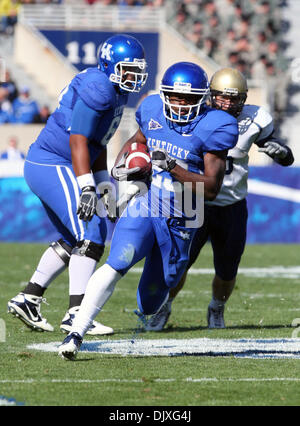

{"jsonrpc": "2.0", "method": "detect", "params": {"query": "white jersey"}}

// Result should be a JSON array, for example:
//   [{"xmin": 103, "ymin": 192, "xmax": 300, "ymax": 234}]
[{"xmin": 207, "ymin": 104, "xmax": 274, "ymax": 207}]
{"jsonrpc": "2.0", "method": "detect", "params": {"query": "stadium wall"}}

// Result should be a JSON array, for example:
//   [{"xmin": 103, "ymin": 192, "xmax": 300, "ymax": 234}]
[
  {"xmin": 14, "ymin": 23, "xmax": 77, "ymax": 100},
  {"xmin": 0, "ymin": 166, "xmax": 299, "ymax": 244}
]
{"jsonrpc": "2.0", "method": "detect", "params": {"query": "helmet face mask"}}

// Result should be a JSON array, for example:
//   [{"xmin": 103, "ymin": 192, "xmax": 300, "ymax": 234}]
[
  {"xmin": 111, "ymin": 59, "xmax": 148, "ymax": 93},
  {"xmin": 161, "ymin": 91, "xmax": 206, "ymax": 123},
  {"xmin": 160, "ymin": 62, "xmax": 209, "ymax": 123},
  {"xmin": 210, "ymin": 90, "xmax": 247, "ymax": 116},
  {"xmin": 210, "ymin": 68, "xmax": 248, "ymax": 117},
  {"xmin": 98, "ymin": 34, "xmax": 148, "ymax": 93}
]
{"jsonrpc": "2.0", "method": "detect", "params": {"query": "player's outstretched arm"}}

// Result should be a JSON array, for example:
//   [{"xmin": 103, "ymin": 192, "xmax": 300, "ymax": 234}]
[
  {"xmin": 70, "ymin": 134, "xmax": 98, "ymax": 222},
  {"xmin": 70, "ymin": 134, "xmax": 91, "ymax": 178},
  {"xmin": 257, "ymin": 137, "xmax": 294, "ymax": 167}
]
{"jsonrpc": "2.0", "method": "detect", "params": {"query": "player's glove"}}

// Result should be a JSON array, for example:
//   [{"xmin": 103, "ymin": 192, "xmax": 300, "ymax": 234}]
[
  {"xmin": 111, "ymin": 153, "xmax": 141, "ymax": 181},
  {"xmin": 258, "ymin": 142, "xmax": 288, "ymax": 159},
  {"xmin": 77, "ymin": 186, "xmax": 98, "ymax": 222},
  {"xmin": 151, "ymin": 148, "xmax": 177, "ymax": 172}
]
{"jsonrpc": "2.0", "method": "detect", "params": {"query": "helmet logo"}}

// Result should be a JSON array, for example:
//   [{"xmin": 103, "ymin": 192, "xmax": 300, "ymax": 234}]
[
  {"xmin": 174, "ymin": 82, "xmax": 192, "ymax": 92},
  {"xmin": 101, "ymin": 43, "xmax": 113, "ymax": 61},
  {"xmin": 223, "ymin": 87, "xmax": 239, "ymax": 96}
]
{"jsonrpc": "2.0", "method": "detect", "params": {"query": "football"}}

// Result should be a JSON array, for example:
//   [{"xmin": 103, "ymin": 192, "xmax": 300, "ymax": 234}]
[{"xmin": 125, "ymin": 142, "xmax": 152, "ymax": 175}]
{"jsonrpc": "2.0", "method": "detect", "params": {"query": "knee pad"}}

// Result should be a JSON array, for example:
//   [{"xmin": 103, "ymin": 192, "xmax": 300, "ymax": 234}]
[
  {"xmin": 50, "ymin": 239, "xmax": 73, "ymax": 266},
  {"xmin": 72, "ymin": 240, "xmax": 104, "ymax": 262}
]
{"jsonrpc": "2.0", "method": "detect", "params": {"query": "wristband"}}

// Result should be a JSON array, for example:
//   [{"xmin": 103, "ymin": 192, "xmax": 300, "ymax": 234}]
[
  {"xmin": 77, "ymin": 173, "xmax": 95, "ymax": 190},
  {"xmin": 93, "ymin": 170, "xmax": 110, "ymax": 185},
  {"xmin": 167, "ymin": 159, "xmax": 177, "ymax": 171}
]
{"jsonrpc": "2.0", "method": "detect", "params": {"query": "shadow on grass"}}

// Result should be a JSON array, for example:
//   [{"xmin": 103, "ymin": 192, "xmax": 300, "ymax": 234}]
[{"xmin": 114, "ymin": 323, "xmax": 293, "ymax": 335}]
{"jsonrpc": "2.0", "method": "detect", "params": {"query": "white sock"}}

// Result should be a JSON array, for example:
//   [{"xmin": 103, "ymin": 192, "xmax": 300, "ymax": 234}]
[
  {"xmin": 209, "ymin": 297, "xmax": 225, "ymax": 310},
  {"xmin": 30, "ymin": 247, "xmax": 66, "ymax": 289},
  {"xmin": 68, "ymin": 254, "xmax": 97, "ymax": 296},
  {"xmin": 71, "ymin": 263, "xmax": 121, "ymax": 337}
]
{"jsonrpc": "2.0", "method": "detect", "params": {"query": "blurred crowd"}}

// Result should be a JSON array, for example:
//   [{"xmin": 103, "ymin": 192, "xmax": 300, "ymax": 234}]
[
  {"xmin": 82, "ymin": 1, "xmax": 164, "ymax": 5},
  {"xmin": 0, "ymin": 0, "xmax": 290, "ymax": 121},
  {"xmin": 168, "ymin": 0, "xmax": 290, "ymax": 119},
  {"xmin": 0, "ymin": 1, "xmax": 63, "ymax": 35},
  {"xmin": 0, "ymin": 0, "xmax": 164, "ymax": 34},
  {"xmin": 0, "ymin": 70, "xmax": 50, "ymax": 124}
]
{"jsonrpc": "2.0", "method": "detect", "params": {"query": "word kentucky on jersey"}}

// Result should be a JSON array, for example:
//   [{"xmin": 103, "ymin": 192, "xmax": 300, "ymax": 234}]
[{"xmin": 147, "ymin": 137, "xmax": 190, "ymax": 161}]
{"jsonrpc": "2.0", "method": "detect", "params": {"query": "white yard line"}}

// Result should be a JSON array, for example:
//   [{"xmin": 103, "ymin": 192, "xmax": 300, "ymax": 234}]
[
  {"xmin": 1, "ymin": 378, "xmax": 300, "ymax": 384},
  {"xmin": 130, "ymin": 267, "xmax": 300, "ymax": 279}
]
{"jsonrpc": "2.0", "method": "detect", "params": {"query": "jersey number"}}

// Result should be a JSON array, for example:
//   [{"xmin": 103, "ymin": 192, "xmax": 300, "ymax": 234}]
[
  {"xmin": 101, "ymin": 115, "xmax": 122, "ymax": 146},
  {"xmin": 152, "ymin": 173, "xmax": 182, "ymax": 192}
]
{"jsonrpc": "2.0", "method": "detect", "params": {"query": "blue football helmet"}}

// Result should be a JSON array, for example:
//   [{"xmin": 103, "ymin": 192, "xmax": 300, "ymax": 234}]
[
  {"xmin": 160, "ymin": 62, "xmax": 209, "ymax": 123},
  {"xmin": 98, "ymin": 34, "xmax": 148, "ymax": 93}
]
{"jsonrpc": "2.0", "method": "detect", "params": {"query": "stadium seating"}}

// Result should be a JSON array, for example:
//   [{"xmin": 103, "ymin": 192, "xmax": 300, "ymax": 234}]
[{"xmin": 167, "ymin": 0, "xmax": 290, "ymax": 123}]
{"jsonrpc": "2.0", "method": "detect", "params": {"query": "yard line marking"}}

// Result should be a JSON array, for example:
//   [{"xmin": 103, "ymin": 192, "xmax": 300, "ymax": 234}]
[
  {"xmin": 130, "ymin": 266, "xmax": 300, "ymax": 279},
  {"xmin": 27, "ymin": 338, "xmax": 300, "ymax": 359},
  {"xmin": 1, "ymin": 378, "xmax": 300, "ymax": 384}
]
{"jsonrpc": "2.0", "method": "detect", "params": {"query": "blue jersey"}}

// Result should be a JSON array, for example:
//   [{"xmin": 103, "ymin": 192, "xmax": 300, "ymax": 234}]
[
  {"xmin": 135, "ymin": 94, "xmax": 239, "ymax": 218},
  {"xmin": 28, "ymin": 68, "xmax": 128, "ymax": 165}
]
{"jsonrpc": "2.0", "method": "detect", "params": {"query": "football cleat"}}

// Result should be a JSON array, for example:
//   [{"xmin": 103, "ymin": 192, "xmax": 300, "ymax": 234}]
[
  {"xmin": 207, "ymin": 304, "xmax": 225, "ymax": 329},
  {"xmin": 60, "ymin": 306, "xmax": 114, "ymax": 336},
  {"xmin": 133, "ymin": 309, "xmax": 149, "ymax": 329},
  {"xmin": 7, "ymin": 293, "xmax": 54, "ymax": 332},
  {"xmin": 58, "ymin": 332, "xmax": 82, "ymax": 361},
  {"xmin": 144, "ymin": 301, "xmax": 172, "ymax": 331}
]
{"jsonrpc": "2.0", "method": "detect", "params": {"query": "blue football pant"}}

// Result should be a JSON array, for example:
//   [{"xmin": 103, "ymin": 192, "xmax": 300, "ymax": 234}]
[{"xmin": 107, "ymin": 214, "xmax": 195, "ymax": 315}]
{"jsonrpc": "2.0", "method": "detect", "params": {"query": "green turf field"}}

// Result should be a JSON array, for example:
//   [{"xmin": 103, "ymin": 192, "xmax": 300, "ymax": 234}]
[{"xmin": 0, "ymin": 242, "xmax": 300, "ymax": 407}]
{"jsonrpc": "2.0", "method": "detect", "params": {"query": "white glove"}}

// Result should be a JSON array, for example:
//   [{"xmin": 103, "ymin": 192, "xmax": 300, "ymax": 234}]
[
  {"xmin": 111, "ymin": 153, "xmax": 141, "ymax": 181},
  {"xmin": 258, "ymin": 142, "xmax": 288, "ymax": 159},
  {"xmin": 102, "ymin": 187, "xmax": 117, "ymax": 222},
  {"xmin": 151, "ymin": 148, "xmax": 177, "ymax": 171}
]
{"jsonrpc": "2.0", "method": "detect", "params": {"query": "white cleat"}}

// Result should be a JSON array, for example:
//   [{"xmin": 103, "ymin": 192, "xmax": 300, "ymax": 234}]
[
  {"xmin": 60, "ymin": 306, "xmax": 114, "ymax": 336},
  {"xmin": 7, "ymin": 293, "xmax": 54, "ymax": 332},
  {"xmin": 207, "ymin": 305, "xmax": 225, "ymax": 329},
  {"xmin": 145, "ymin": 301, "xmax": 172, "ymax": 331},
  {"xmin": 58, "ymin": 332, "xmax": 82, "ymax": 361}
]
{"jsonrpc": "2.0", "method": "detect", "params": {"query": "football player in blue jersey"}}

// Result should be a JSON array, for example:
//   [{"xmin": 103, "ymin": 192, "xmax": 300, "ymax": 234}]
[
  {"xmin": 58, "ymin": 61, "xmax": 240, "ymax": 360},
  {"xmin": 7, "ymin": 34, "xmax": 148, "ymax": 335},
  {"xmin": 145, "ymin": 67, "xmax": 295, "ymax": 331}
]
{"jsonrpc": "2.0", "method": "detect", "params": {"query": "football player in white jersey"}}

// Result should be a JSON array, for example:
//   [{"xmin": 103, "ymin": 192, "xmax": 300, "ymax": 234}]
[{"xmin": 146, "ymin": 67, "xmax": 294, "ymax": 331}]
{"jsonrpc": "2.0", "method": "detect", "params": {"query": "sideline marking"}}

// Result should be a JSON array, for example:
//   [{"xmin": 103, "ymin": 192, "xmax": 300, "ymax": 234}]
[
  {"xmin": 131, "ymin": 266, "xmax": 300, "ymax": 279},
  {"xmin": 27, "ymin": 338, "xmax": 300, "ymax": 359},
  {"xmin": 1, "ymin": 377, "xmax": 300, "ymax": 384}
]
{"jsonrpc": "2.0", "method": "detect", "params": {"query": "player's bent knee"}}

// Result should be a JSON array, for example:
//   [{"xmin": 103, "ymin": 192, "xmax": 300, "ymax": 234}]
[
  {"xmin": 72, "ymin": 240, "xmax": 104, "ymax": 262},
  {"xmin": 50, "ymin": 239, "xmax": 73, "ymax": 266}
]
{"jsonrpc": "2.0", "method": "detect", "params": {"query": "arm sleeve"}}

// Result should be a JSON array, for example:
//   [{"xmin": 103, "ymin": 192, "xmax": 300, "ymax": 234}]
[
  {"xmin": 77, "ymin": 78, "xmax": 113, "ymax": 112},
  {"xmin": 70, "ymin": 99, "xmax": 103, "ymax": 139},
  {"xmin": 135, "ymin": 103, "xmax": 143, "ymax": 127}
]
